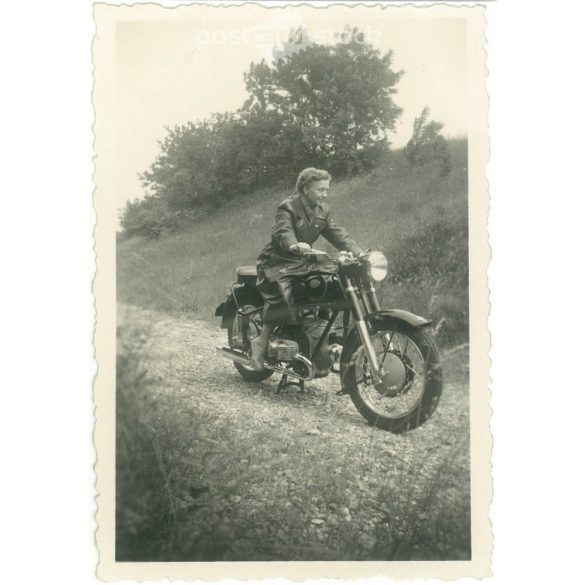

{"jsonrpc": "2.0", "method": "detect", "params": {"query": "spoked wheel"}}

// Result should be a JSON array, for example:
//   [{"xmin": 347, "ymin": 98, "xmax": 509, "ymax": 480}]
[
  {"xmin": 228, "ymin": 303, "xmax": 273, "ymax": 382},
  {"xmin": 343, "ymin": 325, "xmax": 442, "ymax": 433}
]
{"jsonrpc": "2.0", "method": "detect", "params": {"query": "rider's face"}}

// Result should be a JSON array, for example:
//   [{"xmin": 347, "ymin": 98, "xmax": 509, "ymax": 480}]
[{"xmin": 303, "ymin": 179, "xmax": 330, "ymax": 207}]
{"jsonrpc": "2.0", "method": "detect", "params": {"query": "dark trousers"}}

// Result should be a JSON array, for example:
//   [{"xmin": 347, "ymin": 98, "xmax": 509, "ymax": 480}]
[{"xmin": 256, "ymin": 265, "xmax": 296, "ymax": 324}]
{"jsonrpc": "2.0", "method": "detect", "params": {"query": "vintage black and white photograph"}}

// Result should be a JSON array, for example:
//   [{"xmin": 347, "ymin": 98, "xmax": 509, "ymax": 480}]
[{"xmin": 93, "ymin": 2, "xmax": 490, "ymax": 579}]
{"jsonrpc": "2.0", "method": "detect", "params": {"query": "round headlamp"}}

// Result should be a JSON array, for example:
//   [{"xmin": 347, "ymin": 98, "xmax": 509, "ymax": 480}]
[{"xmin": 367, "ymin": 251, "xmax": 388, "ymax": 282}]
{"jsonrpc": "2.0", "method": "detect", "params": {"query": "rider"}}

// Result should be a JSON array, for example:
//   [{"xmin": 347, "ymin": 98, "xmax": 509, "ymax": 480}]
[{"xmin": 251, "ymin": 167, "xmax": 364, "ymax": 370}]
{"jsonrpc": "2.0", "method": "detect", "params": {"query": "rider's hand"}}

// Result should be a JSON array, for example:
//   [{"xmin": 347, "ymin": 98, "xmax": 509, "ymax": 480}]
[{"xmin": 289, "ymin": 242, "xmax": 311, "ymax": 254}]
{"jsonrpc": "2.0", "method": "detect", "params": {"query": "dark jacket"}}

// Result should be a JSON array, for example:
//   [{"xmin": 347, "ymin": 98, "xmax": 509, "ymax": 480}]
[{"xmin": 257, "ymin": 194, "xmax": 362, "ymax": 281}]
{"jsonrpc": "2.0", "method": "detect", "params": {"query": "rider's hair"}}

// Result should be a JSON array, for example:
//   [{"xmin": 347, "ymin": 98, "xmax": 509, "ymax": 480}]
[{"xmin": 295, "ymin": 168, "xmax": 331, "ymax": 194}]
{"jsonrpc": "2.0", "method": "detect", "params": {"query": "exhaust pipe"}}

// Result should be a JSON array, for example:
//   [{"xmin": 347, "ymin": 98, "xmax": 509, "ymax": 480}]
[
  {"xmin": 268, "ymin": 353, "xmax": 314, "ymax": 381},
  {"xmin": 216, "ymin": 347, "xmax": 315, "ymax": 381},
  {"xmin": 217, "ymin": 346, "xmax": 253, "ymax": 367}
]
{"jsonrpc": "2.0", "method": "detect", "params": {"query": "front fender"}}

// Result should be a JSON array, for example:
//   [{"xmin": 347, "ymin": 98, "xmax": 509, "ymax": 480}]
[{"xmin": 366, "ymin": 309, "xmax": 432, "ymax": 329}]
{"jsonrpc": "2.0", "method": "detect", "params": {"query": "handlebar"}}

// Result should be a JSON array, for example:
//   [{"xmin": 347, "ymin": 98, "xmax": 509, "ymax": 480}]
[{"xmin": 301, "ymin": 248, "xmax": 369, "ymax": 261}]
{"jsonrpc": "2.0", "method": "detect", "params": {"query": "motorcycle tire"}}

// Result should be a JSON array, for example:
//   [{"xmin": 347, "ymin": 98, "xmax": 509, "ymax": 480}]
[
  {"xmin": 343, "ymin": 324, "xmax": 442, "ymax": 433},
  {"xmin": 227, "ymin": 303, "xmax": 273, "ymax": 383}
]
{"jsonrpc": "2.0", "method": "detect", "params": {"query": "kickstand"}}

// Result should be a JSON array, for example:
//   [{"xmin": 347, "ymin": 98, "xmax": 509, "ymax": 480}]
[{"xmin": 276, "ymin": 374, "xmax": 305, "ymax": 394}]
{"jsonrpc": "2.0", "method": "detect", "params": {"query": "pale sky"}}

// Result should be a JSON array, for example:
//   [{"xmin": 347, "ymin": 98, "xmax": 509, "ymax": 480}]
[{"xmin": 115, "ymin": 5, "xmax": 467, "ymax": 210}]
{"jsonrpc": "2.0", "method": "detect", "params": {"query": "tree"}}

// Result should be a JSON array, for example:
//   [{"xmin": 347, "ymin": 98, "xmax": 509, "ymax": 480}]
[
  {"xmin": 139, "ymin": 113, "xmax": 248, "ymax": 210},
  {"xmin": 243, "ymin": 26, "xmax": 403, "ymax": 175},
  {"xmin": 405, "ymin": 107, "xmax": 451, "ymax": 177}
]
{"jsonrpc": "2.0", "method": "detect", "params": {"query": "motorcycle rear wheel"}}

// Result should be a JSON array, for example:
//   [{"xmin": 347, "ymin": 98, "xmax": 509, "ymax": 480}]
[
  {"xmin": 228, "ymin": 303, "xmax": 273, "ymax": 383},
  {"xmin": 343, "ymin": 324, "xmax": 442, "ymax": 433}
]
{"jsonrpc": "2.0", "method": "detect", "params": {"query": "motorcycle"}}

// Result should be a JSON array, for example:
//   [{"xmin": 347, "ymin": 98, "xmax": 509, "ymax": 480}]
[{"xmin": 215, "ymin": 249, "xmax": 442, "ymax": 433}]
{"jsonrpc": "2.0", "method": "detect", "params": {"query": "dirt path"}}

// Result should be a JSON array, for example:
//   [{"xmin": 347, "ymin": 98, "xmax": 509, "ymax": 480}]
[{"xmin": 117, "ymin": 304, "xmax": 471, "ymax": 561}]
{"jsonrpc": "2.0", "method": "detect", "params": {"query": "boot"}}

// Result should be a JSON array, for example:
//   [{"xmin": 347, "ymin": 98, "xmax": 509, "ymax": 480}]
[{"xmin": 250, "ymin": 337, "xmax": 266, "ymax": 371}]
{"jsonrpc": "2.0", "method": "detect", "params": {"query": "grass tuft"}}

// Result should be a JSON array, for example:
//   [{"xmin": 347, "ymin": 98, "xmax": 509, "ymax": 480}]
[{"xmin": 116, "ymin": 324, "xmax": 208, "ymax": 560}]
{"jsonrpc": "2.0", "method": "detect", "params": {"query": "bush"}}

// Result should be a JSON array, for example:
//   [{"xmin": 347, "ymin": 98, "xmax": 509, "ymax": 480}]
[
  {"xmin": 116, "ymin": 326, "xmax": 165, "ymax": 559},
  {"xmin": 119, "ymin": 195, "xmax": 206, "ymax": 239},
  {"xmin": 390, "ymin": 215, "xmax": 468, "ymax": 284},
  {"xmin": 116, "ymin": 325, "xmax": 202, "ymax": 560},
  {"xmin": 387, "ymin": 210, "xmax": 469, "ymax": 346},
  {"xmin": 405, "ymin": 107, "xmax": 451, "ymax": 177}
]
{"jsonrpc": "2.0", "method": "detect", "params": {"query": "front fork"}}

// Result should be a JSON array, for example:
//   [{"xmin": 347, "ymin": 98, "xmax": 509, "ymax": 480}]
[
  {"xmin": 354, "ymin": 319, "xmax": 385, "ymax": 385},
  {"xmin": 344, "ymin": 278, "xmax": 386, "ymax": 386}
]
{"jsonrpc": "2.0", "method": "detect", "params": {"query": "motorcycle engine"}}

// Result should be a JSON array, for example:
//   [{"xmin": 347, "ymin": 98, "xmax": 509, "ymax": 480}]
[
  {"xmin": 267, "ymin": 339, "xmax": 299, "ymax": 361},
  {"xmin": 274, "ymin": 313, "xmax": 342, "ymax": 377},
  {"xmin": 298, "ymin": 314, "xmax": 340, "ymax": 378}
]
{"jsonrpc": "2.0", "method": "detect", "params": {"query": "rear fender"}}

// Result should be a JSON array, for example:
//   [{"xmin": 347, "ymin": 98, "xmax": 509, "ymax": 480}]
[{"xmin": 215, "ymin": 284, "xmax": 264, "ymax": 329}]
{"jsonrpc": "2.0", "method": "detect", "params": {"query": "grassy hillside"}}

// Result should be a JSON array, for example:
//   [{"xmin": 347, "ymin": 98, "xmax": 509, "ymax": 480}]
[{"xmin": 117, "ymin": 139, "xmax": 468, "ymax": 346}]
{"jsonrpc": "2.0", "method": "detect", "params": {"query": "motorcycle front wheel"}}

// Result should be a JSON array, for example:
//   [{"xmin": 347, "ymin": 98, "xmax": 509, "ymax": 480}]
[
  {"xmin": 343, "ymin": 324, "xmax": 442, "ymax": 433},
  {"xmin": 227, "ymin": 303, "xmax": 273, "ymax": 383}
]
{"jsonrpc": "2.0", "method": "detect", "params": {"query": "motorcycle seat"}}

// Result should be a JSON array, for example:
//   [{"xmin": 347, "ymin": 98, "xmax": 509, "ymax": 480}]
[{"xmin": 237, "ymin": 265, "xmax": 258, "ymax": 286}]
